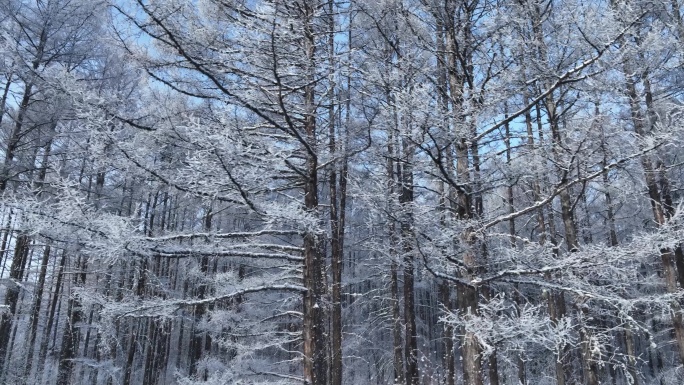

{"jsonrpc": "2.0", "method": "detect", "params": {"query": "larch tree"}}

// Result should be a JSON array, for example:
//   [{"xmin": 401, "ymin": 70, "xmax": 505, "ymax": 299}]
[{"xmin": 2, "ymin": 1, "xmax": 684, "ymax": 385}]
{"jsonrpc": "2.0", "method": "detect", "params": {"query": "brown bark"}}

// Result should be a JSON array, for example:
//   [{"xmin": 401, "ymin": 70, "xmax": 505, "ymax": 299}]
[
  {"xmin": 545, "ymin": 94, "xmax": 594, "ymax": 384},
  {"xmin": 532, "ymin": 99, "xmax": 569, "ymax": 385},
  {"xmin": 597, "ymin": 111, "xmax": 639, "ymax": 384},
  {"xmin": 398, "ymin": 137, "xmax": 419, "ymax": 385},
  {"xmin": 546, "ymin": 98, "xmax": 579, "ymax": 253},
  {"xmin": 453, "ymin": 139, "xmax": 482, "ymax": 385},
  {"xmin": 302, "ymin": 138, "xmax": 327, "ymax": 385},
  {"xmin": 505, "ymin": 113, "xmax": 527, "ymax": 385},
  {"xmin": 301, "ymin": 4, "xmax": 327, "ymax": 384},
  {"xmin": 459, "ymin": 284, "xmax": 483, "ymax": 385},
  {"xmin": 443, "ymin": 2, "xmax": 483, "ymax": 382},
  {"xmin": 578, "ymin": 307, "xmax": 599, "ymax": 385},
  {"xmin": 604, "ymin": 173, "xmax": 619, "ymax": 248},
  {"xmin": 432, "ymin": 15, "xmax": 457, "ymax": 385},
  {"xmin": 624, "ymin": 326, "xmax": 640, "ymax": 385},
  {"xmin": 625, "ymin": 74, "xmax": 684, "ymax": 365}
]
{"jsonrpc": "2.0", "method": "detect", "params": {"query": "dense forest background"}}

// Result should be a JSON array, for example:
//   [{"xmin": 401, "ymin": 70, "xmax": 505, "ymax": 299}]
[{"xmin": 2, "ymin": 0, "xmax": 684, "ymax": 384}]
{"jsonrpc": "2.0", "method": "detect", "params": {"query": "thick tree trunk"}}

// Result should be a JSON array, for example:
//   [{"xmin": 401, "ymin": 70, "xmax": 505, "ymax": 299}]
[
  {"xmin": 443, "ymin": 2, "xmax": 484, "ymax": 381},
  {"xmin": 459, "ymin": 284, "xmax": 482, "ymax": 385},
  {"xmin": 302, "ymin": 152, "xmax": 327, "ymax": 385},
  {"xmin": 398, "ymin": 140, "xmax": 419, "ymax": 385},
  {"xmin": 301, "ymin": 4, "xmax": 327, "ymax": 384}
]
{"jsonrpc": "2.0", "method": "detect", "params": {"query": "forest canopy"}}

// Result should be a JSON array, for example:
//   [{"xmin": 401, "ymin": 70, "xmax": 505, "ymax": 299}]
[{"xmin": 1, "ymin": 0, "xmax": 684, "ymax": 385}]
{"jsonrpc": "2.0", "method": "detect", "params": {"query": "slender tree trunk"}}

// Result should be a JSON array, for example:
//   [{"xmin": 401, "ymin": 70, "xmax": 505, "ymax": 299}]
[
  {"xmin": 0, "ymin": 233, "xmax": 29, "ymax": 375},
  {"xmin": 0, "ymin": 211, "xmax": 12, "ymax": 269},
  {"xmin": 387, "ymin": 129, "xmax": 405, "ymax": 385},
  {"xmin": 578, "ymin": 308, "xmax": 599, "ymax": 385},
  {"xmin": 604, "ymin": 170, "xmax": 619, "ymax": 248},
  {"xmin": 624, "ymin": 326, "xmax": 640, "ymax": 385},
  {"xmin": 0, "ymin": 23, "xmax": 46, "ymax": 191},
  {"xmin": 0, "ymin": 52, "xmax": 45, "ymax": 376},
  {"xmin": 0, "ymin": 82, "xmax": 33, "ymax": 191},
  {"xmin": 23, "ymin": 244, "xmax": 50, "ymax": 382},
  {"xmin": 22, "ymin": 138, "xmax": 54, "ymax": 383},
  {"xmin": 504, "ymin": 112, "xmax": 527, "ymax": 385},
  {"xmin": 328, "ymin": 4, "xmax": 345, "ymax": 383},
  {"xmin": 438, "ymin": 281, "xmax": 455, "ymax": 385},
  {"xmin": 625, "ymin": 74, "xmax": 684, "ymax": 365},
  {"xmin": 57, "ymin": 254, "xmax": 87, "ymax": 385},
  {"xmin": 432, "ymin": 14, "xmax": 457, "ymax": 385},
  {"xmin": 532, "ymin": 98, "xmax": 569, "ymax": 385},
  {"xmin": 0, "ymin": 71, "xmax": 13, "ymax": 132},
  {"xmin": 549, "ymin": 97, "xmax": 594, "ymax": 385},
  {"xmin": 143, "ymin": 318, "xmax": 158, "ymax": 384},
  {"xmin": 190, "ymin": 208, "xmax": 212, "ymax": 379},
  {"xmin": 39, "ymin": 249, "xmax": 67, "ymax": 383},
  {"xmin": 122, "ymin": 321, "xmax": 138, "ymax": 385}
]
